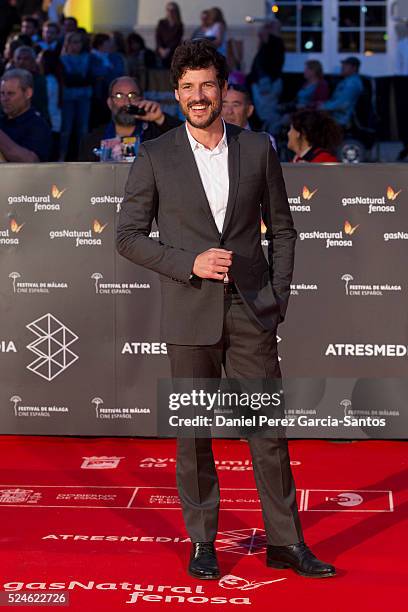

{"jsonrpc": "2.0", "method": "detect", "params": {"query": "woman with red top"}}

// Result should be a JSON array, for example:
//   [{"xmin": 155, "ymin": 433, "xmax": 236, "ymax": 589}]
[{"xmin": 288, "ymin": 110, "xmax": 343, "ymax": 163}]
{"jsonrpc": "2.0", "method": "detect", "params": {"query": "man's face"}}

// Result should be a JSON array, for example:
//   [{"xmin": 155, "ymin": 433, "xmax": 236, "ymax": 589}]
[
  {"xmin": 66, "ymin": 35, "xmax": 83, "ymax": 55},
  {"xmin": 222, "ymin": 89, "xmax": 253, "ymax": 128},
  {"xmin": 175, "ymin": 66, "xmax": 226, "ymax": 129},
  {"xmin": 304, "ymin": 65, "xmax": 313, "ymax": 80},
  {"xmin": 108, "ymin": 80, "xmax": 142, "ymax": 126},
  {"xmin": 63, "ymin": 19, "xmax": 77, "ymax": 34},
  {"xmin": 341, "ymin": 62, "xmax": 356, "ymax": 77},
  {"xmin": 98, "ymin": 39, "xmax": 112, "ymax": 54},
  {"xmin": 21, "ymin": 21, "xmax": 35, "ymax": 37},
  {"xmin": 0, "ymin": 78, "xmax": 32, "ymax": 118},
  {"xmin": 201, "ymin": 11, "xmax": 210, "ymax": 27},
  {"xmin": 13, "ymin": 49, "xmax": 36, "ymax": 72},
  {"xmin": 43, "ymin": 25, "xmax": 58, "ymax": 44}
]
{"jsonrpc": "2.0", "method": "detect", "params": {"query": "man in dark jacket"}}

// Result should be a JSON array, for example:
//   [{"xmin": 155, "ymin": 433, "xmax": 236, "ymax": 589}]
[
  {"xmin": 0, "ymin": 68, "xmax": 51, "ymax": 161},
  {"xmin": 78, "ymin": 76, "xmax": 182, "ymax": 161},
  {"xmin": 117, "ymin": 40, "xmax": 336, "ymax": 581}
]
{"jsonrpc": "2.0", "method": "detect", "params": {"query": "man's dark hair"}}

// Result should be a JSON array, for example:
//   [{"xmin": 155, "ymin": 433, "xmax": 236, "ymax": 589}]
[
  {"xmin": 227, "ymin": 84, "xmax": 253, "ymax": 105},
  {"xmin": 22, "ymin": 16, "xmax": 39, "ymax": 28},
  {"xmin": 170, "ymin": 39, "xmax": 229, "ymax": 89},
  {"xmin": 43, "ymin": 20, "xmax": 60, "ymax": 32},
  {"xmin": 64, "ymin": 16, "xmax": 78, "ymax": 26},
  {"xmin": 92, "ymin": 33, "xmax": 110, "ymax": 50},
  {"xmin": 127, "ymin": 32, "xmax": 146, "ymax": 52},
  {"xmin": 6, "ymin": 34, "xmax": 33, "ymax": 58}
]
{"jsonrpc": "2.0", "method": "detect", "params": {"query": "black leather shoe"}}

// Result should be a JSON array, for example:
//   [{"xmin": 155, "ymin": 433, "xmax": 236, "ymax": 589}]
[
  {"xmin": 266, "ymin": 541, "xmax": 336, "ymax": 578},
  {"xmin": 188, "ymin": 542, "xmax": 220, "ymax": 580}
]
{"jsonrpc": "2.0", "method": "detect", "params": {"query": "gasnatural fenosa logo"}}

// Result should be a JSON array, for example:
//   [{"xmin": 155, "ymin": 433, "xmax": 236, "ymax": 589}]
[{"xmin": 8, "ymin": 184, "xmax": 67, "ymax": 212}]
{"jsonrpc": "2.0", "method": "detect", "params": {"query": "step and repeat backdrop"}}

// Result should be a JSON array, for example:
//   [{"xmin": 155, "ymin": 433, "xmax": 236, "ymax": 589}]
[{"xmin": 0, "ymin": 163, "xmax": 407, "ymax": 439}]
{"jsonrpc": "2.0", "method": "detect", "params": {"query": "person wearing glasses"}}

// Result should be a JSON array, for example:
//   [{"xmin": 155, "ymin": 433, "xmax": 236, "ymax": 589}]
[{"xmin": 78, "ymin": 75, "xmax": 181, "ymax": 161}]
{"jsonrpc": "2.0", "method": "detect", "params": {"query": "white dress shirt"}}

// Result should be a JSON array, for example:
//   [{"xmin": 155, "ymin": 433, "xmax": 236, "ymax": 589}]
[
  {"xmin": 186, "ymin": 121, "xmax": 230, "ymax": 282},
  {"xmin": 185, "ymin": 121, "xmax": 229, "ymax": 234}
]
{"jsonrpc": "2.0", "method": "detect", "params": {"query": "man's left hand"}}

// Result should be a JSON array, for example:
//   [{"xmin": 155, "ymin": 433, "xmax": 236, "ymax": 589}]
[{"xmin": 134, "ymin": 100, "xmax": 165, "ymax": 125}]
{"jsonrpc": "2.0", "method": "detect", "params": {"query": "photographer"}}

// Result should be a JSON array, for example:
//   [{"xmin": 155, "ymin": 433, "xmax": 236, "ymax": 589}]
[{"xmin": 78, "ymin": 75, "xmax": 181, "ymax": 161}]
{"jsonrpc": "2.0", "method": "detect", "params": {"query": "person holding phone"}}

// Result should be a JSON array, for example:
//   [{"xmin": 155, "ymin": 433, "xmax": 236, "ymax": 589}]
[{"xmin": 78, "ymin": 75, "xmax": 181, "ymax": 161}]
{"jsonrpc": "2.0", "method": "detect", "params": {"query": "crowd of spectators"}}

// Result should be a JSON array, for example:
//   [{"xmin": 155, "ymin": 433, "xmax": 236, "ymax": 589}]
[{"xmin": 0, "ymin": 0, "xmax": 401, "ymax": 164}]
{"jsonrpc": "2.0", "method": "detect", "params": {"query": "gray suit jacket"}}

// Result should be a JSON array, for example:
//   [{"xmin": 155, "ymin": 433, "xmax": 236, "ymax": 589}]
[{"xmin": 116, "ymin": 122, "xmax": 296, "ymax": 345}]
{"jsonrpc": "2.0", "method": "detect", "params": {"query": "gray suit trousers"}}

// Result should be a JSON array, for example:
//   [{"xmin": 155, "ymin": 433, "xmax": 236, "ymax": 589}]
[{"xmin": 167, "ymin": 292, "xmax": 304, "ymax": 546}]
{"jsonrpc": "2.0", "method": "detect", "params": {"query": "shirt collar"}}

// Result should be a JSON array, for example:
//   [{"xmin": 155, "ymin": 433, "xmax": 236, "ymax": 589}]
[
  {"xmin": 185, "ymin": 119, "xmax": 227, "ymax": 153},
  {"xmin": 4, "ymin": 108, "xmax": 34, "ymax": 124}
]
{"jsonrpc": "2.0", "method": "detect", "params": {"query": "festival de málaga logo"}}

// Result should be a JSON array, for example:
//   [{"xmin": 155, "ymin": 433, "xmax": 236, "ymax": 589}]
[
  {"xmin": 49, "ymin": 219, "xmax": 108, "ymax": 247},
  {"xmin": 299, "ymin": 220, "xmax": 359, "ymax": 248},
  {"xmin": 91, "ymin": 272, "xmax": 150, "ymax": 295},
  {"xmin": 288, "ymin": 185, "xmax": 318, "ymax": 213},
  {"xmin": 8, "ymin": 271, "xmax": 68, "ymax": 295},
  {"xmin": 341, "ymin": 185, "xmax": 402, "ymax": 214},
  {"xmin": 8, "ymin": 184, "xmax": 67, "ymax": 212},
  {"xmin": 341, "ymin": 273, "xmax": 402, "ymax": 297}
]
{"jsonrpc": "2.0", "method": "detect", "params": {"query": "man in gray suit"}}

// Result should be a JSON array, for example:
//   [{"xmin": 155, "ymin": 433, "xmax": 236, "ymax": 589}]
[{"xmin": 117, "ymin": 40, "xmax": 336, "ymax": 580}]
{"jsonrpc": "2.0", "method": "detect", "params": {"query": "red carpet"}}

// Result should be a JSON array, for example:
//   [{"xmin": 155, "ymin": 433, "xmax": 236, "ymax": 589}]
[{"xmin": 0, "ymin": 437, "xmax": 406, "ymax": 610}]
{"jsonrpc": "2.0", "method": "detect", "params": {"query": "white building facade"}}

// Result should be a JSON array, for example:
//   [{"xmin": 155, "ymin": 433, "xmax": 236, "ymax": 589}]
[{"xmin": 67, "ymin": 0, "xmax": 408, "ymax": 76}]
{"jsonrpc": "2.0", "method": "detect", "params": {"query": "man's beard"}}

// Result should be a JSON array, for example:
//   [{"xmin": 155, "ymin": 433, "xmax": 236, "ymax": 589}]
[
  {"xmin": 181, "ymin": 97, "xmax": 222, "ymax": 129},
  {"xmin": 113, "ymin": 107, "xmax": 139, "ymax": 127}
]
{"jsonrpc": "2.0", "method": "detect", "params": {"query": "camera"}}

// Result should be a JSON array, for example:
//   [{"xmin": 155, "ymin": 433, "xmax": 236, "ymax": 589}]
[{"xmin": 125, "ymin": 105, "xmax": 147, "ymax": 117}]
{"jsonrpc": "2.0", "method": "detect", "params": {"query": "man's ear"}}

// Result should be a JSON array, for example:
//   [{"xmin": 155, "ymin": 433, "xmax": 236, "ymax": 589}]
[
  {"xmin": 107, "ymin": 96, "xmax": 113, "ymax": 111},
  {"xmin": 25, "ymin": 86, "xmax": 33, "ymax": 102},
  {"xmin": 174, "ymin": 89, "xmax": 180, "ymax": 102},
  {"xmin": 221, "ymin": 80, "xmax": 228, "ymax": 100},
  {"xmin": 247, "ymin": 104, "xmax": 254, "ymax": 119}
]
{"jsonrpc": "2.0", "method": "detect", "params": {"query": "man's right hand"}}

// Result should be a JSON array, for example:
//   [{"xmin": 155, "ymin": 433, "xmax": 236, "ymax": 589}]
[{"xmin": 192, "ymin": 248, "xmax": 233, "ymax": 280}]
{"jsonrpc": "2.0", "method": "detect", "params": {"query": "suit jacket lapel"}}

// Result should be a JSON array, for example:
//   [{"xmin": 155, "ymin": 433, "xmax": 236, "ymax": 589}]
[
  {"xmin": 174, "ymin": 124, "xmax": 220, "ymax": 237},
  {"xmin": 221, "ymin": 124, "xmax": 240, "ymax": 237}
]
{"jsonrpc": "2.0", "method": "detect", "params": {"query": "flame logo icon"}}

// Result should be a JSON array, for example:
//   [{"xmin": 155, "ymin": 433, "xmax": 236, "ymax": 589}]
[
  {"xmin": 10, "ymin": 218, "xmax": 24, "ymax": 233},
  {"xmin": 260, "ymin": 219, "xmax": 267, "ymax": 234},
  {"xmin": 93, "ymin": 220, "xmax": 108, "ymax": 234},
  {"xmin": 51, "ymin": 185, "xmax": 66, "ymax": 199},
  {"xmin": 302, "ymin": 185, "xmax": 318, "ymax": 200},
  {"xmin": 386, "ymin": 186, "xmax": 402, "ymax": 201},
  {"xmin": 344, "ymin": 220, "xmax": 359, "ymax": 235}
]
